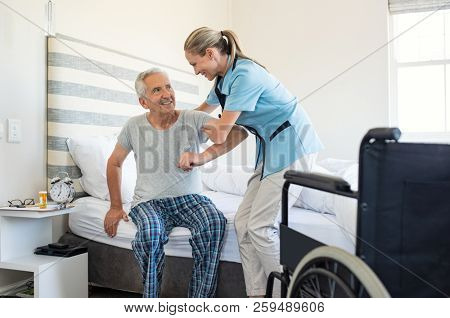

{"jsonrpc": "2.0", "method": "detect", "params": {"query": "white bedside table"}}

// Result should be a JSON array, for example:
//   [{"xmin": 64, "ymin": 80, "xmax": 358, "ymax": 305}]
[{"xmin": 0, "ymin": 206, "xmax": 88, "ymax": 297}]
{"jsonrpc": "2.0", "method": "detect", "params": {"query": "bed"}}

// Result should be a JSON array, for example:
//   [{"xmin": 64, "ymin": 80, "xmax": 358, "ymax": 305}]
[
  {"xmin": 68, "ymin": 191, "xmax": 354, "ymax": 259},
  {"xmin": 47, "ymin": 34, "xmax": 357, "ymax": 297},
  {"xmin": 59, "ymin": 188, "xmax": 354, "ymax": 297}
]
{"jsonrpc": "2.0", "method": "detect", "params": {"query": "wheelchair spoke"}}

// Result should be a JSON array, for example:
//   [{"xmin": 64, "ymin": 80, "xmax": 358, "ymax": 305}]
[
  {"xmin": 313, "ymin": 275, "xmax": 321, "ymax": 296},
  {"xmin": 350, "ymin": 273, "xmax": 356, "ymax": 291},
  {"xmin": 300, "ymin": 279, "xmax": 315, "ymax": 297},
  {"xmin": 357, "ymin": 283, "xmax": 365, "ymax": 297},
  {"xmin": 333, "ymin": 261, "xmax": 338, "ymax": 274},
  {"xmin": 300, "ymin": 283, "xmax": 317, "ymax": 298},
  {"xmin": 294, "ymin": 267, "xmax": 356, "ymax": 298},
  {"xmin": 329, "ymin": 275, "xmax": 336, "ymax": 297},
  {"xmin": 307, "ymin": 275, "xmax": 323, "ymax": 297}
]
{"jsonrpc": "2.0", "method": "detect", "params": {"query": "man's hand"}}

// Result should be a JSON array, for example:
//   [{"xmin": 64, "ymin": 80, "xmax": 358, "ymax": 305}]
[
  {"xmin": 178, "ymin": 152, "xmax": 205, "ymax": 171},
  {"xmin": 104, "ymin": 207, "xmax": 129, "ymax": 237}
]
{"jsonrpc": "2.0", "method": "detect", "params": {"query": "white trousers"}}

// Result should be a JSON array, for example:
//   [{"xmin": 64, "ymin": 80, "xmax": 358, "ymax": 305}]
[{"xmin": 235, "ymin": 154, "xmax": 317, "ymax": 296}]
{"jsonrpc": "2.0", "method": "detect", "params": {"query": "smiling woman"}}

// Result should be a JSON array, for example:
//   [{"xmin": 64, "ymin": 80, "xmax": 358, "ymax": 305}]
[{"xmin": 184, "ymin": 26, "xmax": 323, "ymax": 297}]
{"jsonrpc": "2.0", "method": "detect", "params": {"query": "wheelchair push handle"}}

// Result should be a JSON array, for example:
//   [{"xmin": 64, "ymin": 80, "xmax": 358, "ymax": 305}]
[{"xmin": 362, "ymin": 128, "xmax": 401, "ymax": 144}]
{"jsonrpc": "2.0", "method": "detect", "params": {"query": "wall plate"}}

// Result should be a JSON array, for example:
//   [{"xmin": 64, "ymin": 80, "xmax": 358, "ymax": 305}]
[{"xmin": 7, "ymin": 119, "xmax": 21, "ymax": 143}]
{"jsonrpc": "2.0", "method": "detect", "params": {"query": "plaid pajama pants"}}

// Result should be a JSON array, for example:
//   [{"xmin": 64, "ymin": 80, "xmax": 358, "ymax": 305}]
[{"xmin": 128, "ymin": 194, "xmax": 227, "ymax": 298}]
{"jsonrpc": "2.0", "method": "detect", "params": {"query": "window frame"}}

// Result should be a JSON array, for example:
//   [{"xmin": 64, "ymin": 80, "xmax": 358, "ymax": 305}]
[{"xmin": 389, "ymin": 11, "xmax": 450, "ymax": 143}]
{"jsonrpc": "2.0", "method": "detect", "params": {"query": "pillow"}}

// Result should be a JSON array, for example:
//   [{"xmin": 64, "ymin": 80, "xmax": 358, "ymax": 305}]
[
  {"xmin": 317, "ymin": 158, "xmax": 357, "ymax": 174},
  {"xmin": 335, "ymin": 162, "xmax": 358, "ymax": 189},
  {"xmin": 66, "ymin": 135, "xmax": 136, "ymax": 203},
  {"xmin": 200, "ymin": 164, "xmax": 254, "ymax": 196},
  {"xmin": 293, "ymin": 164, "xmax": 337, "ymax": 214},
  {"xmin": 106, "ymin": 153, "xmax": 136, "ymax": 204},
  {"xmin": 293, "ymin": 161, "xmax": 359, "ymax": 213},
  {"xmin": 290, "ymin": 160, "xmax": 358, "ymax": 246}
]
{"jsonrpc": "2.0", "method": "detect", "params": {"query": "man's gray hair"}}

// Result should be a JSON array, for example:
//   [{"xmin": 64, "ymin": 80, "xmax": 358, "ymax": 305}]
[{"xmin": 135, "ymin": 68, "xmax": 168, "ymax": 98}]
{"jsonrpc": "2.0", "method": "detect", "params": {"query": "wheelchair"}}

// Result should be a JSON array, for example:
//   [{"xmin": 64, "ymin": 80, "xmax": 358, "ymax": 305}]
[{"xmin": 266, "ymin": 128, "xmax": 450, "ymax": 298}]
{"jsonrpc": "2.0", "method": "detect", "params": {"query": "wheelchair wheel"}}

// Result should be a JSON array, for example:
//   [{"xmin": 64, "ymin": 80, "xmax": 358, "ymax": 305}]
[{"xmin": 288, "ymin": 246, "xmax": 389, "ymax": 298}]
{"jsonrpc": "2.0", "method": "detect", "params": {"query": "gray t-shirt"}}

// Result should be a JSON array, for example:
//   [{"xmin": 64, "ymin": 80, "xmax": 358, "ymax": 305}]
[{"xmin": 117, "ymin": 110, "xmax": 213, "ymax": 207}]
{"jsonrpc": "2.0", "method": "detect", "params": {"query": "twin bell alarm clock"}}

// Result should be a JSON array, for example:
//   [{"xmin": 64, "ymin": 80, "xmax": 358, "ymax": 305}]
[{"xmin": 49, "ymin": 172, "xmax": 75, "ymax": 208}]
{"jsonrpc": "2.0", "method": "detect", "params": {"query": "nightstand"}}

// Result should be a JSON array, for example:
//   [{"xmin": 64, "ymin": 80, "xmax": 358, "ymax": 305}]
[{"xmin": 0, "ymin": 207, "xmax": 88, "ymax": 297}]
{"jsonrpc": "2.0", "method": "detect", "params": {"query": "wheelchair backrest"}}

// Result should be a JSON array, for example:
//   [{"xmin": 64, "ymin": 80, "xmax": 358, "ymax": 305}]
[{"xmin": 356, "ymin": 132, "xmax": 450, "ymax": 297}]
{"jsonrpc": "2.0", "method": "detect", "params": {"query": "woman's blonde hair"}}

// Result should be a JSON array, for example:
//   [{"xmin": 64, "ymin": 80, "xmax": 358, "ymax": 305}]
[{"xmin": 184, "ymin": 27, "xmax": 265, "ymax": 69}]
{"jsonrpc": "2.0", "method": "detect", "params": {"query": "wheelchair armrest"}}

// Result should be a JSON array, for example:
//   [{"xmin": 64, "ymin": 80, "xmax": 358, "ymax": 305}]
[{"xmin": 283, "ymin": 170, "xmax": 358, "ymax": 199}]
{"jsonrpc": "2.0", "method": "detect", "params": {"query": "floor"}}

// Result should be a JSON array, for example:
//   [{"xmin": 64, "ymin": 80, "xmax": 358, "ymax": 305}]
[{"xmin": 89, "ymin": 286, "xmax": 142, "ymax": 298}]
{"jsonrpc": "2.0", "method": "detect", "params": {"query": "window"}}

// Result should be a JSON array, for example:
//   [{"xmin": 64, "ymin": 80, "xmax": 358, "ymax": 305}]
[{"xmin": 390, "ymin": 9, "xmax": 450, "ymax": 141}]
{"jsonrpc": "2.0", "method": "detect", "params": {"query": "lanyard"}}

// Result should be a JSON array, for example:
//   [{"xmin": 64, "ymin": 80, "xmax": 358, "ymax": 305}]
[
  {"xmin": 214, "ymin": 57, "xmax": 238, "ymax": 113},
  {"xmin": 213, "ymin": 58, "xmax": 265, "ymax": 177}
]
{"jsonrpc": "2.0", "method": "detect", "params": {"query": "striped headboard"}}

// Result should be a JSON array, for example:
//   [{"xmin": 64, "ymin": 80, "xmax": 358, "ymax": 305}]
[{"xmin": 47, "ymin": 34, "xmax": 202, "ymax": 198}]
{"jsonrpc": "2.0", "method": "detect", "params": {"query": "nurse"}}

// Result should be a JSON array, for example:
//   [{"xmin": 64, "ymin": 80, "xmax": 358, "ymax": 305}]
[{"xmin": 183, "ymin": 27, "xmax": 323, "ymax": 297}]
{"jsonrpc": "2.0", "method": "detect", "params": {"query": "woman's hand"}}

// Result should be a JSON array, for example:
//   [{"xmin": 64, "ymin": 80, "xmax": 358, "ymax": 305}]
[
  {"xmin": 178, "ymin": 152, "xmax": 206, "ymax": 171},
  {"xmin": 203, "ymin": 111, "xmax": 241, "ymax": 144}
]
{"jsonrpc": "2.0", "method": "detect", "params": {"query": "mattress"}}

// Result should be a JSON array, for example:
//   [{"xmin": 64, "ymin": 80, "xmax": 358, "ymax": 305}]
[{"xmin": 68, "ymin": 191, "xmax": 355, "ymax": 264}]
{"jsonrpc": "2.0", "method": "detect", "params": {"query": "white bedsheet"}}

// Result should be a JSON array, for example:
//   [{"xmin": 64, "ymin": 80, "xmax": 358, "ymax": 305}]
[{"xmin": 68, "ymin": 191, "xmax": 354, "ymax": 264}]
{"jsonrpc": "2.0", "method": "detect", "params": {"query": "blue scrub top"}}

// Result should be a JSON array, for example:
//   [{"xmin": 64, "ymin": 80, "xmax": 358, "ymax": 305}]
[{"xmin": 206, "ymin": 58, "xmax": 323, "ymax": 179}]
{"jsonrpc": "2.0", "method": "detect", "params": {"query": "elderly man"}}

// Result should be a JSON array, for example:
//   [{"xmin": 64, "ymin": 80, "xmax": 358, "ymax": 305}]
[{"xmin": 104, "ymin": 68, "xmax": 247, "ymax": 298}]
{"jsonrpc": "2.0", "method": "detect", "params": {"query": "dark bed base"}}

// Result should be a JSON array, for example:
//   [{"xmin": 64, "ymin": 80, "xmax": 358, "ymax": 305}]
[{"xmin": 59, "ymin": 232, "xmax": 247, "ymax": 297}]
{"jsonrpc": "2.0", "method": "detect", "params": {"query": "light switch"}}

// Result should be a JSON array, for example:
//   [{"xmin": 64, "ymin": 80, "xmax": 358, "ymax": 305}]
[{"xmin": 7, "ymin": 119, "xmax": 21, "ymax": 143}]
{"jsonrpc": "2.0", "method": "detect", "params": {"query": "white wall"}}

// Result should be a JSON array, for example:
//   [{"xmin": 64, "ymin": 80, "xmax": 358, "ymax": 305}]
[
  {"xmin": 53, "ymin": 0, "xmax": 255, "ymax": 168},
  {"xmin": 1, "ymin": 0, "xmax": 390, "ymax": 241},
  {"xmin": 0, "ymin": 0, "xmax": 231, "ymax": 239},
  {"xmin": 231, "ymin": 0, "xmax": 390, "ymax": 160},
  {"xmin": 0, "ymin": 0, "xmax": 48, "ymax": 211}
]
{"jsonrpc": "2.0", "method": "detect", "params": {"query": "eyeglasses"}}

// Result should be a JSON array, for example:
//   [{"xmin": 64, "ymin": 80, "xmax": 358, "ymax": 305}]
[{"xmin": 8, "ymin": 199, "xmax": 35, "ymax": 208}]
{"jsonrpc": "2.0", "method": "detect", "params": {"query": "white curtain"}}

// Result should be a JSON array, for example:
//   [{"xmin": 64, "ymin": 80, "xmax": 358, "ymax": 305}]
[{"xmin": 389, "ymin": 0, "xmax": 450, "ymax": 14}]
